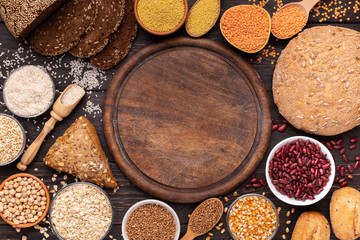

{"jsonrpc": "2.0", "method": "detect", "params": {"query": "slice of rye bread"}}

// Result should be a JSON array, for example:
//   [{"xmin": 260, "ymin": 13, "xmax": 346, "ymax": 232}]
[
  {"xmin": 29, "ymin": 0, "xmax": 98, "ymax": 56},
  {"xmin": 90, "ymin": 0, "xmax": 137, "ymax": 70},
  {"xmin": 0, "ymin": 0, "xmax": 66, "ymax": 40},
  {"xmin": 69, "ymin": 0, "xmax": 125, "ymax": 58}
]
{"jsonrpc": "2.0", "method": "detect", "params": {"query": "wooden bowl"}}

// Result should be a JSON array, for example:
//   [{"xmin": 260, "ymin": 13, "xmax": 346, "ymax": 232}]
[
  {"xmin": 0, "ymin": 173, "xmax": 50, "ymax": 228},
  {"xmin": 134, "ymin": 0, "xmax": 188, "ymax": 36},
  {"xmin": 220, "ymin": 5, "xmax": 271, "ymax": 54}
]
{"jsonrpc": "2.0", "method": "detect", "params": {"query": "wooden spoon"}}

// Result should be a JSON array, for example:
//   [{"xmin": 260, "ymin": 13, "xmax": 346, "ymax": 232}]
[
  {"xmin": 271, "ymin": 0, "xmax": 320, "ymax": 39},
  {"xmin": 181, "ymin": 198, "xmax": 223, "ymax": 240},
  {"xmin": 185, "ymin": 0, "xmax": 221, "ymax": 38},
  {"xmin": 17, "ymin": 84, "xmax": 85, "ymax": 171}
]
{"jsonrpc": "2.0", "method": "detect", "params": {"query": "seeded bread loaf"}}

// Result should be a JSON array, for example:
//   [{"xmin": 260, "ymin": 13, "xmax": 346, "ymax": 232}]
[
  {"xmin": 330, "ymin": 187, "xmax": 360, "ymax": 240},
  {"xmin": 90, "ymin": 0, "xmax": 137, "ymax": 70},
  {"xmin": 0, "ymin": 0, "xmax": 66, "ymax": 40},
  {"xmin": 44, "ymin": 116, "xmax": 118, "ymax": 189},
  {"xmin": 291, "ymin": 211, "xmax": 330, "ymax": 240},
  {"xmin": 273, "ymin": 26, "xmax": 360, "ymax": 136},
  {"xmin": 29, "ymin": 0, "xmax": 98, "ymax": 56},
  {"xmin": 69, "ymin": 0, "xmax": 125, "ymax": 58}
]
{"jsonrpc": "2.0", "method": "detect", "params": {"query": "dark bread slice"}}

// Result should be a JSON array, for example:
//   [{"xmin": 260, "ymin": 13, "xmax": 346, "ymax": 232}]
[
  {"xmin": 29, "ymin": 0, "xmax": 98, "ymax": 56},
  {"xmin": 90, "ymin": 0, "xmax": 137, "ymax": 70},
  {"xmin": 69, "ymin": 0, "xmax": 125, "ymax": 58},
  {"xmin": 0, "ymin": 0, "xmax": 66, "ymax": 40}
]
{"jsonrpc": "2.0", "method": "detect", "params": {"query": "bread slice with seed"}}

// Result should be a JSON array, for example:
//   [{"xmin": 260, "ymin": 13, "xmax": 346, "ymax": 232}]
[
  {"xmin": 291, "ymin": 211, "xmax": 330, "ymax": 240},
  {"xmin": 29, "ymin": 0, "xmax": 98, "ymax": 56},
  {"xmin": 69, "ymin": 0, "xmax": 125, "ymax": 58},
  {"xmin": 90, "ymin": 0, "xmax": 137, "ymax": 70},
  {"xmin": 0, "ymin": 0, "xmax": 66, "ymax": 40}
]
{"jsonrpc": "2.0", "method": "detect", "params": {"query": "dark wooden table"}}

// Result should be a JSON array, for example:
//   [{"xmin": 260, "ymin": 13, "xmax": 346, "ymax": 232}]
[{"xmin": 0, "ymin": 0, "xmax": 359, "ymax": 239}]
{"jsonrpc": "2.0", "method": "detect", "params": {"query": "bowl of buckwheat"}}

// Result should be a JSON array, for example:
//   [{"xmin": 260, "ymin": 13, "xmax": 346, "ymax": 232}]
[{"xmin": 0, "ymin": 173, "xmax": 50, "ymax": 228}]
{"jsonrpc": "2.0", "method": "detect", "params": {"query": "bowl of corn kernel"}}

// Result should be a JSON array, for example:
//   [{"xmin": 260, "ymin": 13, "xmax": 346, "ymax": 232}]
[
  {"xmin": 227, "ymin": 193, "xmax": 279, "ymax": 240},
  {"xmin": 134, "ymin": 0, "xmax": 188, "ymax": 35}
]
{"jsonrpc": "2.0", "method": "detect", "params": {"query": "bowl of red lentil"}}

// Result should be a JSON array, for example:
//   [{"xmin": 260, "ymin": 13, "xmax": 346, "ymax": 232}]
[
  {"xmin": 227, "ymin": 194, "xmax": 279, "ymax": 240},
  {"xmin": 0, "ymin": 113, "xmax": 26, "ymax": 166},
  {"xmin": 0, "ymin": 173, "xmax": 50, "ymax": 228},
  {"xmin": 134, "ymin": 0, "xmax": 188, "ymax": 35},
  {"xmin": 220, "ymin": 5, "xmax": 271, "ymax": 53},
  {"xmin": 265, "ymin": 136, "xmax": 335, "ymax": 206},
  {"xmin": 122, "ymin": 199, "xmax": 180, "ymax": 240}
]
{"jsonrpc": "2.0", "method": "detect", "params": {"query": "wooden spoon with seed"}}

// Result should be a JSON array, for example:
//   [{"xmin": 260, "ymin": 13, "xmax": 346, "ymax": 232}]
[
  {"xmin": 271, "ymin": 0, "xmax": 320, "ymax": 39},
  {"xmin": 181, "ymin": 198, "xmax": 224, "ymax": 240},
  {"xmin": 185, "ymin": 0, "xmax": 221, "ymax": 37},
  {"xmin": 17, "ymin": 84, "xmax": 85, "ymax": 171}
]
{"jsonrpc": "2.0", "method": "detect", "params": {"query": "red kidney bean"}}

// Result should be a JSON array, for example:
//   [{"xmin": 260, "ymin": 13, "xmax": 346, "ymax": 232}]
[
  {"xmin": 336, "ymin": 164, "xmax": 343, "ymax": 171},
  {"xmin": 325, "ymin": 142, "xmax": 333, "ymax": 150},
  {"xmin": 338, "ymin": 177, "xmax": 346, "ymax": 183},
  {"xmin": 340, "ymin": 148, "xmax": 346, "ymax": 155},
  {"xmin": 334, "ymin": 145, "xmax": 342, "ymax": 149},
  {"xmin": 340, "ymin": 181, "xmax": 348, "ymax": 187},
  {"xmin": 337, "ymin": 139, "xmax": 344, "ymax": 145},
  {"xmin": 354, "ymin": 161, "xmax": 360, "ymax": 170},
  {"xmin": 277, "ymin": 124, "xmax": 287, "ymax": 132},
  {"xmin": 350, "ymin": 144, "xmax": 357, "ymax": 150},
  {"xmin": 348, "ymin": 174, "xmax": 354, "ymax": 180},
  {"xmin": 245, "ymin": 184, "xmax": 252, "ymax": 188},
  {"xmin": 272, "ymin": 124, "xmax": 279, "ymax": 131},
  {"xmin": 250, "ymin": 178, "xmax": 258, "ymax": 183},
  {"xmin": 259, "ymin": 179, "xmax": 267, "ymax": 187},
  {"xmin": 269, "ymin": 138, "xmax": 331, "ymax": 201},
  {"xmin": 348, "ymin": 164, "xmax": 354, "ymax": 173},
  {"xmin": 330, "ymin": 140, "xmax": 336, "ymax": 145},
  {"xmin": 343, "ymin": 154, "xmax": 349, "ymax": 163},
  {"xmin": 335, "ymin": 177, "xmax": 339, "ymax": 183},
  {"xmin": 340, "ymin": 166, "xmax": 345, "ymax": 177},
  {"xmin": 252, "ymin": 183, "xmax": 262, "ymax": 189},
  {"xmin": 356, "ymin": 157, "xmax": 360, "ymax": 161},
  {"xmin": 350, "ymin": 138, "xmax": 358, "ymax": 143}
]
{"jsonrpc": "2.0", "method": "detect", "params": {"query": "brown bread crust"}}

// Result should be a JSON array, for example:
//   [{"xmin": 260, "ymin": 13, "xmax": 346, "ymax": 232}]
[{"xmin": 291, "ymin": 211, "xmax": 330, "ymax": 240}]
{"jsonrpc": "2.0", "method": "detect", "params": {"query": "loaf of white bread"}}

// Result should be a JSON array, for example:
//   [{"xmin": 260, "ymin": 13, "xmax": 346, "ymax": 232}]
[{"xmin": 0, "ymin": 0, "xmax": 66, "ymax": 40}]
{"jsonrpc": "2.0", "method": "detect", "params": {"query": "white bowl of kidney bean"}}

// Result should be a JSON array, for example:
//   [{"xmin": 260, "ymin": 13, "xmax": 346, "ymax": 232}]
[{"xmin": 266, "ymin": 136, "xmax": 335, "ymax": 206}]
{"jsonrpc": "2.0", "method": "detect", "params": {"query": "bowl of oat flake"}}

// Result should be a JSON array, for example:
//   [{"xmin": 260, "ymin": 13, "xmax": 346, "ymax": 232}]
[
  {"xmin": 49, "ymin": 182, "xmax": 113, "ymax": 240},
  {"xmin": 0, "ymin": 113, "xmax": 26, "ymax": 166}
]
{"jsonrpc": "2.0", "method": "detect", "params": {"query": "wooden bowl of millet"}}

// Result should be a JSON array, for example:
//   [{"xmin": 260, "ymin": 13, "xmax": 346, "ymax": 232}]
[
  {"xmin": 134, "ymin": 0, "xmax": 189, "ymax": 35},
  {"xmin": 0, "ymin": 173, "xmax": 50, "ymax": 228}
]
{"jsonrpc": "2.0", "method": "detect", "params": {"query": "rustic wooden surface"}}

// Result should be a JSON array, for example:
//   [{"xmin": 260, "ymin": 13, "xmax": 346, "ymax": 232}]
[
  {"xmin": 104, "ymin": 37, "xmax": 271, "ymax": 203},
  {"xmin": 0, "ymin": 0, "xmax": 359, "ymax": 239}
]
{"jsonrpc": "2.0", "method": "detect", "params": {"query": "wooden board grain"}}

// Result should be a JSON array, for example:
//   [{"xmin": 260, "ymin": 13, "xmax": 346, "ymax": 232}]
[{"xmin": 103, "ymin": 37, "xmax": 271, "ymax": 203}]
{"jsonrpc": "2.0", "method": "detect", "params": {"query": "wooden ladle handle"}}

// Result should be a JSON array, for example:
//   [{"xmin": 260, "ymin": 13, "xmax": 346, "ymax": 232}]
[
  {"xmin": 180, "ymin": 230, "xmax": 198, "ymax": 240},
  {"xmin": 300, "ymin": 0, "xmax": 320, "ymax": 13},
  {"xmin": 17, "ymin": 117, "xmax": 58, "ymax": 171}
]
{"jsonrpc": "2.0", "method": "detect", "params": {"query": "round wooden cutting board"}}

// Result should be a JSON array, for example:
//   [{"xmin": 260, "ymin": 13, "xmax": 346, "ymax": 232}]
[{"xmin": 103, "ymin": 37, "xmax": 271, "ymax": 203}]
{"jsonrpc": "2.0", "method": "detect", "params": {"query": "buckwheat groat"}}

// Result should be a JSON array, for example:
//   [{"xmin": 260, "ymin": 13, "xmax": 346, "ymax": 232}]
[{"xmin": 273, "ymin": 26, "xmax": 360, "ymax": 136}]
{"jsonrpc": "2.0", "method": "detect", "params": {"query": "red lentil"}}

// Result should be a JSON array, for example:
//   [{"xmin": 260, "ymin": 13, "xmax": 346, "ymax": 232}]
[
  {"xmin": 272, "ymin": 6, "xmax": 307, "ymax": 39},
  {"xmin": 220, "ymin": 5, "xmax": 270, "ymax": 53}
]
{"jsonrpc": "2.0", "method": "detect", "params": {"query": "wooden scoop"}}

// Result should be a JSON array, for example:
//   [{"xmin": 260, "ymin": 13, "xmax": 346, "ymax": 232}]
[
  {"xmin": 181, "ymin": 198, "xmax": 223, "ymax": 240},
  {"xmin": 185, "ymin": 0, "xmax": 221, "ymax": 38},
  {"xmin": 271, "ymin": 0, "xmax": 320, "ymax": 39},
  {"xmin": 17, "ymin": 84, "xmax": 85, "ymax": 171}
]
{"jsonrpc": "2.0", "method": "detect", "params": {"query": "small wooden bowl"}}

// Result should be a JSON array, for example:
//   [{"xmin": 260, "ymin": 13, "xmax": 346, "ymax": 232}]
[
  {"xmin": 134, "ymin": 0, "xmax": 188, "ymax": 36},
  {"xmin": 0, "ymin": 173, "xmax": 50, "ymax": 228},
  {"xmin": 220, "ymin": 5, "xmax": 271, "ymax": 54}
]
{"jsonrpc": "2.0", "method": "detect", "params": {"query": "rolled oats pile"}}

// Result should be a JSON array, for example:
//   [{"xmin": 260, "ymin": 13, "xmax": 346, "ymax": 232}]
[{"xmin": 50, "ymin": 183, "xmax": 112, "ymax": 240}]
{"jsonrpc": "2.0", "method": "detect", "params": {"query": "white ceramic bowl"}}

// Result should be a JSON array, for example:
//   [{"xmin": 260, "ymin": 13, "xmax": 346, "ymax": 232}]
[
  {"xmin": 122, "ymin": 199, "xmax": 180, "ymax": 240},
  {"xmin": 265, "ymin": 136, "xmax": 335, "ymax": 206}
]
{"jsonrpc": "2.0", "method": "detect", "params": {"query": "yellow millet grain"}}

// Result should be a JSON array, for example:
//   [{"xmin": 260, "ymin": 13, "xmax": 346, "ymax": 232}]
[
  {"xmin": 186, "ymin": 0, "xmax": 219, "ymax": 36},
  {"xmin": 137, "ymin": 0, "xmax": 185, "ymax": 32}
]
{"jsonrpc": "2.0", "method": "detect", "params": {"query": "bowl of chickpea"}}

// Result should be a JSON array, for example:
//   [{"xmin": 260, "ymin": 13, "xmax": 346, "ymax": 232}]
[{"xmin": 0, "ymin": 173, "xmax": 50, "ymax": 228}]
